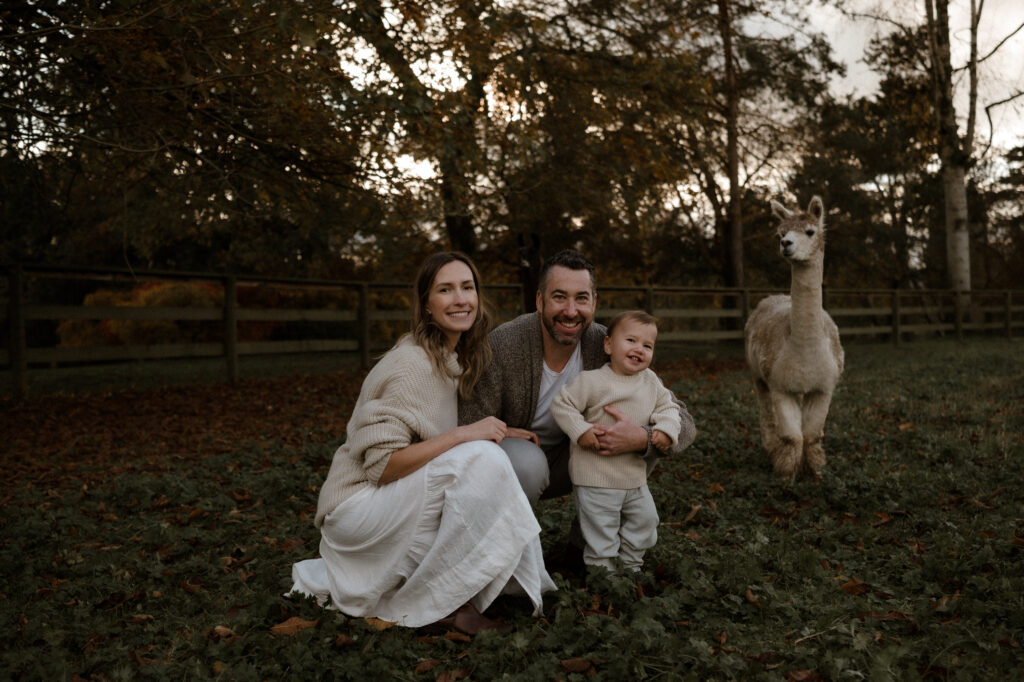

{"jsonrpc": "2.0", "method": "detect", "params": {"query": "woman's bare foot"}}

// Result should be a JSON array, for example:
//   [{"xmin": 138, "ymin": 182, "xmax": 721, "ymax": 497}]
[{"xmin": 450, "ymin": 603, "xmax": 513, "ymax": 635}]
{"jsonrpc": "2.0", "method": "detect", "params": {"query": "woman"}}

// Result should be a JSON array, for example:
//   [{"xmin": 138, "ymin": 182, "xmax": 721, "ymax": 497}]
[{"xmin": 290, "ymin": 252, "xmax": 555, "ymax": 633}]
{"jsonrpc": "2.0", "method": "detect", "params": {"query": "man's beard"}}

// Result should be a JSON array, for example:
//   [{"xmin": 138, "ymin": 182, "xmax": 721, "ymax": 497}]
[{"xmin": 542, "ymin": 310, "xmax": 587, "ymax": 346}]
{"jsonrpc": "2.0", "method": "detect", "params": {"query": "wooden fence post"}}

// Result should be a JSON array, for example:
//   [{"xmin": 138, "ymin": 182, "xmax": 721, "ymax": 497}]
[
  {"xmin": 8, "ymin": 265, "xmax": 27, "ymax": 399},
  {"xmin": 359, "ymin": 283, "xmax": 370, "ymax": 369},
  {"xmin": 953, "ymin": 290, "xmax": 964, "ymax": 341},
  {"xmin": 1006, "ymin": 290, "xmax": 1013, "ymax": 340},
  {"xmin": 892, "ymin": 289, "xmax": 901, "ymax": 347},
  {"xmin": 741, "ymin": 289, "xmax": 750, "ymax": 327},
  {"xmin": 645, "ymin": 287, "xmax": 655, "ymax": 315},
  {"xmin": 223, "ymin": 276, "xmax": 238, "ymax": 384}
]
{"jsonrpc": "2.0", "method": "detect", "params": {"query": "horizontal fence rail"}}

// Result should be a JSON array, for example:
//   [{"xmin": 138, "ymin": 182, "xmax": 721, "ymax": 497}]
[{"xmin": 3, "ymin": 264, "xmax": 1022, "ymax": 398}]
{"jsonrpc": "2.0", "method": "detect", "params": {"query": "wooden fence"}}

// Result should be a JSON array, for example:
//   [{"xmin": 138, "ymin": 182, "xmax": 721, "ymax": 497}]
[{"xmin": 3, "ymin": 264, "xmax": 1022, "ymax": 398}]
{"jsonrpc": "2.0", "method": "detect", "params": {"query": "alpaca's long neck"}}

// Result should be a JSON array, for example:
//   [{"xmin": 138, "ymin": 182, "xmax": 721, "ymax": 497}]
[{"xmin": 788, "ymin": 256, "xmax": 824, "ymax": 346}]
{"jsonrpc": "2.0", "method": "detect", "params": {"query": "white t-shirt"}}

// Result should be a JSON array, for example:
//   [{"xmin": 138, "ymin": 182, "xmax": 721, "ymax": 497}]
[{"xmin": 531, "ymin": 344, "xmax": 584, "ymax": 448}]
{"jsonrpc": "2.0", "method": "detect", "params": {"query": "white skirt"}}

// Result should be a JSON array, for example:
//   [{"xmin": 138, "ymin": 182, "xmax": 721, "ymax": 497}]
[{"xmin": 290, "ymin": 440, "xmax": 555, "ymax": 627}]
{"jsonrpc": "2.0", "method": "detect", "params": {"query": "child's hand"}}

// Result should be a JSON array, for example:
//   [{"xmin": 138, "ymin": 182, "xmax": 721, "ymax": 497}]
[
  {"xmin": 651, "ymin": 429, "xmax": 672, "ymax": 452},
  {"xmin": 578, "ymin": 428, "xmax": 600, "ymax": 451}
]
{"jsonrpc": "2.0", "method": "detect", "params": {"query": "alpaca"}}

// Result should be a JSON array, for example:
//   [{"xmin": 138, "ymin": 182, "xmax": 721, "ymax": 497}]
[{"xmin": 744, "ymin": 196, "xmax": 844, "ymax": 481}]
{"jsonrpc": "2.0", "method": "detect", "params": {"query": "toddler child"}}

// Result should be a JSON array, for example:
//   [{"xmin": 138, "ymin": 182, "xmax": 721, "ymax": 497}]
[{"xmin": 551, "ymin": 310, "xmax": 681, "ymax": 572}]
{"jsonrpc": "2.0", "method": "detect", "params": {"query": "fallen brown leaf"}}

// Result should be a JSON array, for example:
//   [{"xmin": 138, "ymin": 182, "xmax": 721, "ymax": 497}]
[
  {"xmin": 871, "ymin": 512, "xmax": 893, "ymax": 527},
  {"xmin": 415, "ymin": 659, "xmax": 441, "ymax": 674},
  {"xmin": 560, "ymin": 658, "xmax": 592, "ymax": 673},
  {"xmin": 180, "ymin": 578, "xmax": 203, "ymax": 594},
  {"xmin": 840, "ymin": 577, "xmax": 870, "ymax": 595},
  {"xmin": 364, "ymin": 617, "xmax": 395, "ymax": 631},
  {"xmin": 270, "ymin": 617, "xmax": 318, "ymax": 635},
  {"xmin": 212, "ymin": 625, "xmax": 241, "ymax": 642},
  {"xmin": 278, "ymin": 538, "xmax": 305, "ymax": 552}
]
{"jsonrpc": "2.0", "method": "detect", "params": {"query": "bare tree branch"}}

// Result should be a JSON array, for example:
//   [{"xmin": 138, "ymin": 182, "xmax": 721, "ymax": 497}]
[
  {"xmin": 977, "ymin": 20, "xmax": 1024, "ymax": 64},
  {"xmin": 841, "ymin": 10, "xmax": 915, "ymax": 37},
  {"xmin": 980, "ymin": 90, "xmax": 1024, "ymax": 157}
]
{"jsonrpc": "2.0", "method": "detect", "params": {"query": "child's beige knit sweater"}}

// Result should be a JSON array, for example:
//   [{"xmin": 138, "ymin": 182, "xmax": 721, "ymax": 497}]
[
  {"xmin": 551, "ymin": 364, "xmax": 681, "ymax": 489},
  {"xmin": 315, "ymin": 336, "xmax": 460, "ymax": 527}
]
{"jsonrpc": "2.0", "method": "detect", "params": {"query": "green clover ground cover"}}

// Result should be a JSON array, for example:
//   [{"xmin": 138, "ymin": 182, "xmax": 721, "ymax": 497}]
[{"xmin": 2, "ymin": 339, "xmax": 1022, "ymax": 680}]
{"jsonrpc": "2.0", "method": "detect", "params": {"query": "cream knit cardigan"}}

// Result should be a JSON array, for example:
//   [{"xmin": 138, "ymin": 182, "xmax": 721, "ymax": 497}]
[
  {"xmin": 551, "ymin": 364, "xmax": 681, "ymax": 489},
  {"xmin": 315, "ymin": 335, "xmax": 461, "ymax": 527}
]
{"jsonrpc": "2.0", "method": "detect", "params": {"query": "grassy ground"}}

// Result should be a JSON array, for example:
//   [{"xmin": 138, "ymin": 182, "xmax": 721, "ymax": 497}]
[
  {"xmin": 0, "ymin": 351, "xmax": 367, "ymax": 398},
  {"xmin": 1, "ymin": 339, "xmax": 1022, "ymax": 680},
  {"xmin": 0, "ymin": 343, "xmax": 730, "ymax": 398}
]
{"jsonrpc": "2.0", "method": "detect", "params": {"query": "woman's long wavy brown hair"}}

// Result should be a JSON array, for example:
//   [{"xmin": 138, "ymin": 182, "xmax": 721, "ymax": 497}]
[{"xmin": 410, "ymin": 251, "xmax": 492, "ymax": 399}]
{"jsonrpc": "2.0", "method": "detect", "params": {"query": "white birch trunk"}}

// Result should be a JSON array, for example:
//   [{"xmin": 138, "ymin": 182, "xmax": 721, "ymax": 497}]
[{"xmin": 942, "ymin": 164, "xmax": 971, "ymax": 294}]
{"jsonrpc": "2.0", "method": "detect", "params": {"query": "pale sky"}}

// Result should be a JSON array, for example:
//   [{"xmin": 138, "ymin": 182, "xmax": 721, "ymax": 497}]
[{"xmin": 817, "ymin": 0, "xmax": 1024, "ymax": 151}]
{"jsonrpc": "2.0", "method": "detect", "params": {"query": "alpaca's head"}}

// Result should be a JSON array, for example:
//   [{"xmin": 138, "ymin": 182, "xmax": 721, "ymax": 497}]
[{"xmin": 770, "ymin": 196, "xmax": 825, "ymax": 263}]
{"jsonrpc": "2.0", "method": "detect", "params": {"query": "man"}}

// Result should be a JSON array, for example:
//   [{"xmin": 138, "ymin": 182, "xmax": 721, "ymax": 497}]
[{"xmin": 459, "ymin": 250, "xmax": 696, "ymax": 505}]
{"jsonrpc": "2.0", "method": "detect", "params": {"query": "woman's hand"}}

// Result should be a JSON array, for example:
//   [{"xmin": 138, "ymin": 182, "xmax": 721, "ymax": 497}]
[
  {"xmin": 505, "ymin": 427, "xmax": 540, "ymax": 445},
  {"xmin": 457, "ymin": 416, "xmax": 508, "ymax": 444}
]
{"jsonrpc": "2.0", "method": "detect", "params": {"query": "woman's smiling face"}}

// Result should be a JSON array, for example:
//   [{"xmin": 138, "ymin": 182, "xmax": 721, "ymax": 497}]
[{"xmin": 425, "ymin": 260, "xmax": 478, "ymax": 349}]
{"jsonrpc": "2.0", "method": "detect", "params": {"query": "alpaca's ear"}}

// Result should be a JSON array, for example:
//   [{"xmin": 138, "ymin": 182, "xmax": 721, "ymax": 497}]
[
  {"xmin": 770, "ymin": 200, "xmax": 791, "ymax": 220},
  {"xmin": 807, "ymin": 196, "xmax": 824, "ymax": 224}
]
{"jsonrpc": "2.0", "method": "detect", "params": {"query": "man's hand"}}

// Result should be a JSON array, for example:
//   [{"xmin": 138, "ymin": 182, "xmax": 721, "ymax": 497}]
[
  {"xmin": 577, "ymin": 428, "xmax": 600, "ymax": 451},
  {"xmin": 505, "ymin": 427, "xmax": 540, "ymax": 445},
  {"xmin": 592, "ymin": 406, "xmax": 648, "ymax": 456}
]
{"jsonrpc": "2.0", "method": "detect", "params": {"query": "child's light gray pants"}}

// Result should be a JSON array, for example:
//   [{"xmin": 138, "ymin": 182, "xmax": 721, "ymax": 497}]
[{"xmin": 574, "ymin": 484, "xmax": 658, "ymax": 571}]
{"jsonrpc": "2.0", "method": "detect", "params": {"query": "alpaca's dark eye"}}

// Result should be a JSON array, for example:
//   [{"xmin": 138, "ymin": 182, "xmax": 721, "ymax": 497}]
[{"xmin": 805, "ymin": 230, "xmax": 815, "ymax": 237}]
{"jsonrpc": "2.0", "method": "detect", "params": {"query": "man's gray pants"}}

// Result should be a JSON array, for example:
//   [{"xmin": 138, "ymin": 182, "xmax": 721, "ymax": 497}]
[{"xmin": 497, "ymin": 437, "xmax": 573, "ymax": 505}]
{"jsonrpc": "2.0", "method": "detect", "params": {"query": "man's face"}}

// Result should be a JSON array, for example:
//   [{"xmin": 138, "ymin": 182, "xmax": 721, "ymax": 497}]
[{"xmin": 536, "ymin": 265, "xmax": 596, "ymax": 347}]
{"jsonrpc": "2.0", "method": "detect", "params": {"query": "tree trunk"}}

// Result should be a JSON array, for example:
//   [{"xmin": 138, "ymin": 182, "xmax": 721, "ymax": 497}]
[
  {"xmin": 440, "ymin": 154, "xmax": 476, "ymax": 255},
  {"xmin": 717, "ymin": 0, "xmax": 744, "ymax": 289},
  {"xmin": 942, "ymin": 164, "xmax": 971, "ymax": 292},
  {"xmin": 926, "ymin": 0, "xmax": 973, "ymax": 295},
  {"xmin": 345, "ymin": 0, "xmax": 485, "ymax": 257},
  {"xmin": 438, "ymin": 106, "xmax": 484, "ymax": 254},
  {"xmin": 517, "ymin": 232, "xmax": 542, "ymax": 313}
]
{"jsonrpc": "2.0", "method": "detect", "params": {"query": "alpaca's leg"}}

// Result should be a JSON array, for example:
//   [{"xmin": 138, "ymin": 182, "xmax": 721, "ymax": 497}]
[
  {"xmin": 753, "ymin": 379, "xmax": 777, "ymax": 451},
  {"xmin": 801, "ymin": 390, "xmax": 833, "ymax": 476},
  {"xmin": 769, "ymin": 392, "xmax": 803, "ymax": 482}
]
